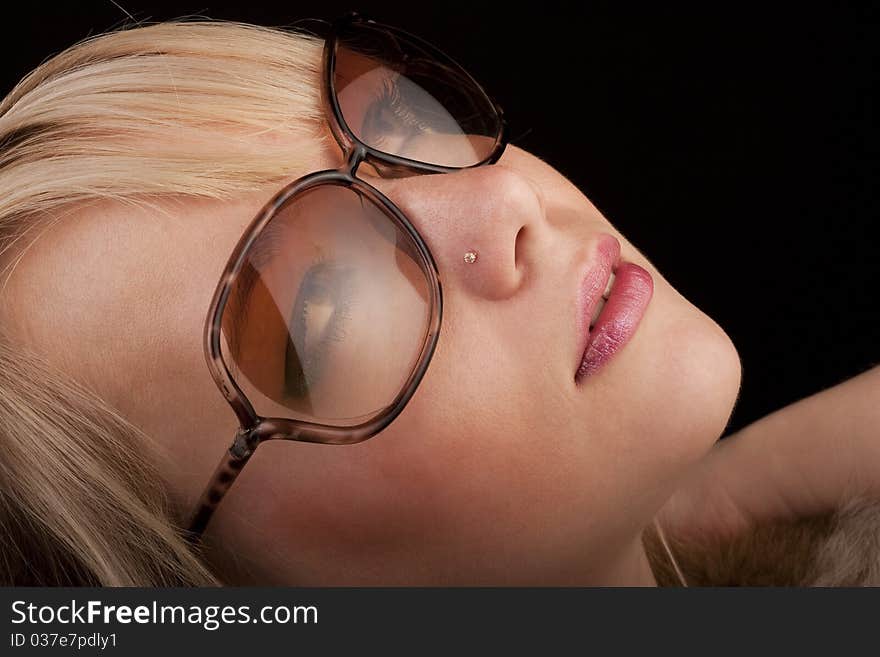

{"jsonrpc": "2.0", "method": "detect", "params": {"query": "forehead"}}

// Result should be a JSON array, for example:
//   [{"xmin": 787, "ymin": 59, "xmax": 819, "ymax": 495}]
[
  {"xmin": 0, "ymin": 193, "xmax": 276, "ymax": 408},
  {"xmin": 0, "ymin": 127, "xmax": 344, "ymax": 399}
]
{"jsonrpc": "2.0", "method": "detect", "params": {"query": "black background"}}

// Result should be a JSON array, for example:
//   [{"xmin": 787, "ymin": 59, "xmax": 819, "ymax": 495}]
[{"xmin": 2, "ymin": 2, "xmax": 877, "ymax": 435}]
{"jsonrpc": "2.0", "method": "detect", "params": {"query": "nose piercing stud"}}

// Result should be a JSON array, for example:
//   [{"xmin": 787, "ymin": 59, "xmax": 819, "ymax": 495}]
[{"xmin": 463, "ymin": 250, "xmax": 478, "ymax": 264}]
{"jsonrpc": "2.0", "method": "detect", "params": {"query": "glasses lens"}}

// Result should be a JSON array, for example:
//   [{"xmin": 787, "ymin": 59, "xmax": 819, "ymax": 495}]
[
  {"xmin": 333, "ymin": 21, "xmax": 502, "ymax": 168},
  {"xmin": 220, "ymin": 184, "xmax": 435, "ymax": 426}
]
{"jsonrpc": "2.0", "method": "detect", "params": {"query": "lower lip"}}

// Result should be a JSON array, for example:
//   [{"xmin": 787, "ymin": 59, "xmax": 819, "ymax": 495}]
[{"xmin": 576, "ymin": 262, "xmax": 654, "ymax": 382}]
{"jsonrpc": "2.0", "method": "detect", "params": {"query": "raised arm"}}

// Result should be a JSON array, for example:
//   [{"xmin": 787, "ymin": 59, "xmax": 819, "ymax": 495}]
[{"xmin": 652, "ymin": 364, "xmax": 880, "ymax": 585}]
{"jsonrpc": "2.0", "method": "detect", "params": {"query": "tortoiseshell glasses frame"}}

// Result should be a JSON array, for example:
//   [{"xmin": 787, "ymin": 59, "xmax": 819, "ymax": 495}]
[{"xmin": 187, "ymin": 12, "xmax": 508, "ymax": 540}]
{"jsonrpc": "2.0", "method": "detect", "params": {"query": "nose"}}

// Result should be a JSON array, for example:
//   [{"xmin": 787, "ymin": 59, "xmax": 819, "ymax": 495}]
[{"xmin": 376, "ymin": 164, "xmax": 547, "ymax": 301}]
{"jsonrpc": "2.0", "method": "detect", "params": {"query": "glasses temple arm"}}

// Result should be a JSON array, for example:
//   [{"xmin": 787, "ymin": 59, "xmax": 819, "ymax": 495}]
[{"xmin": 186, "ymin": 430, "xmax": 256, "ymax": 541}]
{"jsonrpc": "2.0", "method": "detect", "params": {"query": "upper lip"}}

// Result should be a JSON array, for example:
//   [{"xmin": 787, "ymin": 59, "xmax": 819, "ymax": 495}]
[{"xmin": 574, "ymin": 234, "xmax": 622, "ymax": 374}]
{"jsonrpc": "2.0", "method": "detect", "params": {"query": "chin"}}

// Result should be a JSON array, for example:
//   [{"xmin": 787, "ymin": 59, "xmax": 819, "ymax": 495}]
[
  {"xmin": 613, "ymin": 279, "xmax": 742, "ymax": 477},
  {"xmin": 660, "ymin": 307, "xmax": 743, "ymax": 460}
]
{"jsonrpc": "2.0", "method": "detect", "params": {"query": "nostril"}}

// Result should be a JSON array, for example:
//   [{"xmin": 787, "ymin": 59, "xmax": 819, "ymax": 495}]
[{"xmin": 514, "ymin": 225, "xmax": 526, "ymax": 271}]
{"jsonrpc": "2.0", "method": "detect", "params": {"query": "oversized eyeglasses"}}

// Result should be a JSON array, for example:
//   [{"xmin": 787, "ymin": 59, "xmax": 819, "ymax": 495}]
[{"xmin": 188, "ymin": 12, "xmax": 508, "ymax": 539}]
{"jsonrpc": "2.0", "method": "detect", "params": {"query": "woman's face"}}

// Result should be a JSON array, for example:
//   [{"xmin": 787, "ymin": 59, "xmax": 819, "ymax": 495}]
[{"xmin": 4, "ymin": 135, "xmax": 742, "ymax": 584}]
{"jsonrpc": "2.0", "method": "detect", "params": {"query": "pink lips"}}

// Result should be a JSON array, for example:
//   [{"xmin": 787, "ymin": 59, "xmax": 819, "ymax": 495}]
[{"xmin": 574, "ymin": 235, "xmax": 654, "ymax": 382}]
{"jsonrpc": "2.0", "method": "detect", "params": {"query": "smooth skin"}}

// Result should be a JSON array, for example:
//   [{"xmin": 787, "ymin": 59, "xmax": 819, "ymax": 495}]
[
  {"xmin": 3, "ymin": 135, "xmax": 749, "ymax": 585},
  {"xmin": 659, "ymin": 364, "xmax": 880, "ymax": 545}
]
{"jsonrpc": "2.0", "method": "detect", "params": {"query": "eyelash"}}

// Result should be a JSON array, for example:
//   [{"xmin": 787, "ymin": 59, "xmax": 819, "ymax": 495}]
[
  {"xmin": 286, "ymin": 252, "xmax": 356, "ymax": 398},
  {"xmin": 247, "ymin": 220, "xmax": 287, "ymax": 269},
  {"xmin": 365, "ymin": 75, "xmax": 431, "ymax": 144},
  {"xmin": 241, "ymin": 226, "xmax": 356, "ymax": 399}
]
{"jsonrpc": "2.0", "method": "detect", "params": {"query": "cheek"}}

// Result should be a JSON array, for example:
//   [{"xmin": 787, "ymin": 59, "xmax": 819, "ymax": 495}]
[
  {"xmin": 247, "ymin": 309, "xmax": 607, "ymax": 580},
  {"xmin": 309, "ymin": 321, "xmax": 563, "ymax": 529}
]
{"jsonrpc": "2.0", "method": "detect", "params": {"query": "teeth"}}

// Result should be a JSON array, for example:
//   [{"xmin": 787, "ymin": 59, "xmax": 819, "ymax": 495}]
[
  {"xmin": 589, "ymin": 273, "xmax": 616, "ymax": 329},
  {"xmin": 589, "ymin": 296, "xmax": 606, "ymax": 328},
  {"xmin": 602, "ymin": 272, "xmax": 616, "ymax": 300}
]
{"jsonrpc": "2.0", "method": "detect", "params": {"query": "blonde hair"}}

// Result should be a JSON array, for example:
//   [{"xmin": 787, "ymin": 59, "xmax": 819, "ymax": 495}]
[
  {"xmin": 0, "ymin": 19, "xmax": 329, "ymax": 585},
  {"xmin": 644, "ymin": 496, "xmax": 880, "ymax": 586},
  {"xmin": 8, "ymin": 17, "xmax": 869, "ymax": 588}
]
